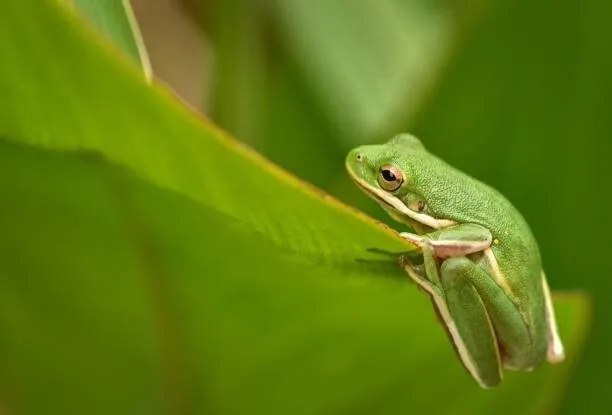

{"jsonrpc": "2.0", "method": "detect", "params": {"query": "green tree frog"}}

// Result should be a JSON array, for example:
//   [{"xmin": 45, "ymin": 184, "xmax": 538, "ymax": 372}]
[{"xmin": 346, "ymin": 134, "xmax": 564, "ymax": 388}]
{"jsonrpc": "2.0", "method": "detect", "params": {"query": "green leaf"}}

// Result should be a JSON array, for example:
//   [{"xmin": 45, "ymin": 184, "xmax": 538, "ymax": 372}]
[
  {"xmin": 66, "ymin": 0, "xmax": 152, "ymax": 78},
  {"xmin": 0, "ymin": 135, "xmax": 592, "ymax": 415},
  {"xmin": 0, "ymin": 0, "xmax": 591, "ymax": 413}
]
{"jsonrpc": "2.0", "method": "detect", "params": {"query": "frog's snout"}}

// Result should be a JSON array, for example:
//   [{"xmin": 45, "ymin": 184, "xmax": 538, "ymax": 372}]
[
  {"xmin": 346, "ymin": 148, "xmax": 364, "ymax": 167},
  {"xmin": 345, "ymin": 149, "xmax": 365, "ymax": 176}
]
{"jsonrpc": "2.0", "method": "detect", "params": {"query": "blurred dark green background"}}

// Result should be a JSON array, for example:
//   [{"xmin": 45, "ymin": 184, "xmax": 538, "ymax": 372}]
[{"xmin": 130, "ymin": 0, "xmax": 610, "ymax": 412}]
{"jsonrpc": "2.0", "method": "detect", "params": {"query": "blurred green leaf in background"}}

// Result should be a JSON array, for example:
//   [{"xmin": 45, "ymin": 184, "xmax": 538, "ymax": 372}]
[{"xmin": 0, "ymin": 0, "xmax": 607, "ymax": 413}]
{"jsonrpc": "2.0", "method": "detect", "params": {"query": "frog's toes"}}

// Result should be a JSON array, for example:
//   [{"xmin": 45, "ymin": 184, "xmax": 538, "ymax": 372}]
[
  {"xmin": 399, "ymin": 232, "xmax": 425, "ymax": 247},
  {"xmin": 398, "ymin": 253, "xmax": 411, "ymax": 267},
  {"xmin": 398, "ymin": 254, "xmax": 424, "ymax": 274}
]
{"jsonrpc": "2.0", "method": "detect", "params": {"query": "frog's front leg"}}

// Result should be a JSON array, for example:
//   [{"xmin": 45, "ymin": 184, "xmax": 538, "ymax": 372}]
[
  {"xmin": 400, "ymin": 223, "xmax": 492, "ymax": 259},
  {"xmin": 399, "ymin": 223, "xmax": 492, "ymax": 294}
]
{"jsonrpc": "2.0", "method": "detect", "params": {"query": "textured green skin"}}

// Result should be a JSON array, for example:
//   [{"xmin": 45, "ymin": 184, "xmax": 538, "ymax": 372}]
[{"xmin": 346, "ymin": 134, "xmax": 548, "ymax": 386}]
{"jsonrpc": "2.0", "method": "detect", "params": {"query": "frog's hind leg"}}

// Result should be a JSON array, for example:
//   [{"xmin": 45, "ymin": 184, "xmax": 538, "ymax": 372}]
[
  {"xmin": 439, "ymin": 257, "xmax": 502, "ymax": 388},
  {"xmin": 542, "ymin": 272, "xmax": 565, "ymax": 363}
]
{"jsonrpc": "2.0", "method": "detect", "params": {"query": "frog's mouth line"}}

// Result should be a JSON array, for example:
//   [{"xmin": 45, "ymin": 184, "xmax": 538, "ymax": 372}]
[{"xmin": 347, "ymin": 169, "xmax": 455, "ymax": 230}]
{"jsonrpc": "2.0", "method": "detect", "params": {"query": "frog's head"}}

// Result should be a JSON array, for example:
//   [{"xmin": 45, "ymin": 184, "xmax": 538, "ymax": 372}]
[{"xmin": 346, "ymin": 134, "xmax": 455, "ymax": 231}]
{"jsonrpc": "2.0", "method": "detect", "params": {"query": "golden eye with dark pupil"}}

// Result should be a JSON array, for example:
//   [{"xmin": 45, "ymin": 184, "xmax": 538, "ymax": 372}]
[
  {"xmin": 377, "ymin": 164, "xmax": 404, "ymax": 191},
  {"xmin": 381, "ymin": 169, "xmax": 396, "ymax": 181}
]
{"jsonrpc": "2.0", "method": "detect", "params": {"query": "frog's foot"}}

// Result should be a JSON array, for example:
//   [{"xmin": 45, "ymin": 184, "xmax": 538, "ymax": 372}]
[
  {"xmin": 401, "ymin": 224, "xmax": 492, "ymax": 259},
  {"xmin": 399, "ymin": 253, "xmax": 438, "ymax": 296},
  {"xmin": 399, "ymin": 232, "xmax": 426, "ymax": 248},
  {"xmin": 541, "ymin": 272, "xmax": 565, "ymax": 363},
  {"xmin": 398, "ymin": 253, "xmax": 423, "ymax": 273}
]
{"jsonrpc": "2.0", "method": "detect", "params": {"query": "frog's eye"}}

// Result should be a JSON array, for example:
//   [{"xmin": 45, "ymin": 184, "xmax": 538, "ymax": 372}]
[{"xmin": 377, "ymin": 164, "xmax": 404, "ymax": 191}]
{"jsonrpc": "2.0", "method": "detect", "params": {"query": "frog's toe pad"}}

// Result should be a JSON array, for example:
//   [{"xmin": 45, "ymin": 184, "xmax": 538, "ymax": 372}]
[{"xmin": 399, "ymin": 232, "xmax": 425, "ymax": 246}]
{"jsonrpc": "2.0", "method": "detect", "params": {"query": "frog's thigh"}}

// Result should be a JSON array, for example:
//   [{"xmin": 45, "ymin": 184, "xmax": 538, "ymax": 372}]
[
  {"xmin": 455, "ymin": 260, "xmax": 533, "ymax": 370},
  {"xmin": 440, "ymin": 257, "xmax": 502, "ymax": 388}
]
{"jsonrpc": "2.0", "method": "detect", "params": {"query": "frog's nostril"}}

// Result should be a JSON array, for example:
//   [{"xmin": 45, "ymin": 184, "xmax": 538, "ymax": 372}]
[{"xmin": 356, "ymin": 153, "xmax": 363, "ymax": 161}]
